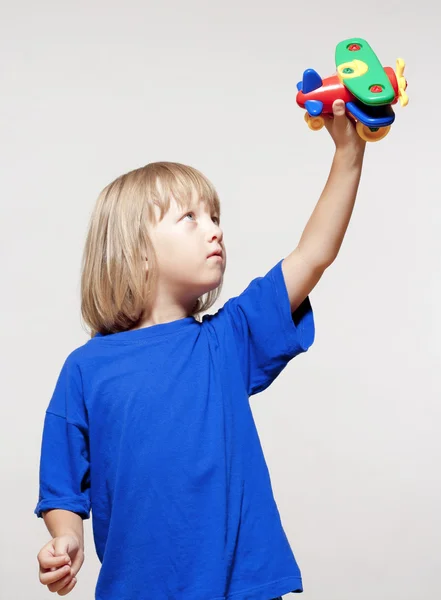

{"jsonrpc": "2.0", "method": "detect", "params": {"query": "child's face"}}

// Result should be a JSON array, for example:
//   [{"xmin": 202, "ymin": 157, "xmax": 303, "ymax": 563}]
[{"xmin": 149, "ymin": 194, "xmax": 225, "ymax": 303}]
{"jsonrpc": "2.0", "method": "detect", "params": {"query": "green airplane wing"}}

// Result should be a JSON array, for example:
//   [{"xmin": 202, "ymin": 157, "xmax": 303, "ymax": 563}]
[{"xmin": 335, "ymin": 38, "xmax": 395, "ymax": 105}]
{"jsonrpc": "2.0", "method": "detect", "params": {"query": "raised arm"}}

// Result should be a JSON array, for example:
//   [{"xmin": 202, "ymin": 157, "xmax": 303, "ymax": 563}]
[{"xmin": 282, "ymin": 99, "xmax": 366, "ymax": 312}]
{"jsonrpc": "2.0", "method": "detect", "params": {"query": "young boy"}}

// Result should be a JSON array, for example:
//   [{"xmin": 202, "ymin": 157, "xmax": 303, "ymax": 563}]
[{"xmin": 35, "ymin": 99, "xmax": 365, "ymax": 599}]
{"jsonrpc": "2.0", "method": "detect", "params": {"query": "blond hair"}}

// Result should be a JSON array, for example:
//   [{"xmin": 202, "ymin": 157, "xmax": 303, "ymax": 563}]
[{"xmin": 80, "ymin": 162, "xmax": 222, "ymax": 338}]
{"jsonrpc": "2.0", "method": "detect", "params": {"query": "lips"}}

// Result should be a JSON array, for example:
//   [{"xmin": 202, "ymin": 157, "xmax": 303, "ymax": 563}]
[{"xmin": 207, "ymin": 248, "xmax": 223, "ymax": 259}]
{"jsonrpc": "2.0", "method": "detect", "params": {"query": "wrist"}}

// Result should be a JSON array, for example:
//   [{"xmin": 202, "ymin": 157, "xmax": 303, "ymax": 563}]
[
  {"xmin": 334, "ymin": 145, "xmax": 365, "ymax": 170},
  {"xmin": 43, "ymin": 509, "xmax": 84, "ymax": 549},
  {"xmin": 64, "ymin": 529, "xmax": 84, "ymax": 545}
]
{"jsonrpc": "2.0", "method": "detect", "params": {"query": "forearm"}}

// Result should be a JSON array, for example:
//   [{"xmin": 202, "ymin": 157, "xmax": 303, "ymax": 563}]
[
  {"xmin": 297, "ymin": 147, "xmax": 365, "ymax": 268},
  {"xmin": 43, "ymin": 509, "xmax": 84, "ymax": 549}
]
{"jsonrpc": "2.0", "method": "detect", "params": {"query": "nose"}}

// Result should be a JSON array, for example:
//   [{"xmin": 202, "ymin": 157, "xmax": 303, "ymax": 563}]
[{"xmin": 207, "ymin": 220, "xmax": 223, "ymax": 244}]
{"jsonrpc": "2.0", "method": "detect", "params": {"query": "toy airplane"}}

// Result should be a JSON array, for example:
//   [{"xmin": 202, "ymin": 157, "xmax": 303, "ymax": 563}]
[{"xmin": 296, "ymin": 38, "xmax": 408, "ymax": 142}]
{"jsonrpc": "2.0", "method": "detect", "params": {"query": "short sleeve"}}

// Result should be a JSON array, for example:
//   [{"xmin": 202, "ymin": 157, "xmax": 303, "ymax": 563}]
[
  {"xmin": 222, "ymin": 259, "xmax": 315, "ymax": 396},
  {"xmin": 34, "ymin": 356, "xmax": 91, "ymax": 520}
]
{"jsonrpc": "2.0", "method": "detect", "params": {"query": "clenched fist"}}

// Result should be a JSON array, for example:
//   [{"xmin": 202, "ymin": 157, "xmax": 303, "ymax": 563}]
[{"xmin": 37, "ymin": 534, "xmax": 84, "ymax": 595}]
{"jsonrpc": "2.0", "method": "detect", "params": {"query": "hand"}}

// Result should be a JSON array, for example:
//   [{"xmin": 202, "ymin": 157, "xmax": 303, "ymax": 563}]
[
  {"xmin": 37, "ymin": 535, "xmax": 84, "ymax": 596},
  {"xmin": 324, "ymin": 99, "xmax": 366, "ymax": 160}
]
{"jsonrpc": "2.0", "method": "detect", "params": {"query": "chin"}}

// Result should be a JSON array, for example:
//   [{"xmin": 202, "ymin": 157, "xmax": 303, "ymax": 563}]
[{"xmin": 199, "ymin": 273, "xmax": 224, "ymax": 295}]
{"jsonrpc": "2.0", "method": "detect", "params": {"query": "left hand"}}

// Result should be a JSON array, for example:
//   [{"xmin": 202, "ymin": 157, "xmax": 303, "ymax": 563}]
[{"xmin": 324, "ymin": 99, "xmax": 366, "ymax": 158}]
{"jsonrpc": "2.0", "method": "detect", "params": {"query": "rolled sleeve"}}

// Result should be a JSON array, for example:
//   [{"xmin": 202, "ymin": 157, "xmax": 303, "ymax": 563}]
[
  {"xmin": 35, "ymin": 412, "xmax": 91, "ymax": 519},
  {"xmin": 35, "ymin": 355, "xmax": 91, "ymax": 520}
]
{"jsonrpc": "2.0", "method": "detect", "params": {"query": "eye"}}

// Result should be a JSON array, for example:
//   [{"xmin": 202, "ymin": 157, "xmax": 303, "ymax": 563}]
[
  {"xmin": 212, "ymin": 215, "xmax": 220, "ymax": 225},
  {"xmin": 183, "ymin": 212, "xmax": 196, "ymax": 222}
]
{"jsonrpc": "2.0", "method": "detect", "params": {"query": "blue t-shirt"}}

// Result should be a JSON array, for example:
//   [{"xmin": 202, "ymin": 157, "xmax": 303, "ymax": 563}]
[{"xmin": 35, "ymin": 259, "xmax": 315, "ymax": 600}]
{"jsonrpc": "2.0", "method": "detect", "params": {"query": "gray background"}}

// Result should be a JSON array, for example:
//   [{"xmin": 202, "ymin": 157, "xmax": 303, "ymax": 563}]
[{"xmin": 1, "ymin": 1, "xmax": 440, "ymax": 599}]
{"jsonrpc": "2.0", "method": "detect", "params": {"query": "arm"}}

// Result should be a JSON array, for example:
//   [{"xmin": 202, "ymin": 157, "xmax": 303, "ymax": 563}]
[
  {"xmin": 43, "ymin": 509, "xmax": 84, "ymax": 549},
  {"xmin": 282, "ymin": 100, "xmax": 366, "ymax": 312}
]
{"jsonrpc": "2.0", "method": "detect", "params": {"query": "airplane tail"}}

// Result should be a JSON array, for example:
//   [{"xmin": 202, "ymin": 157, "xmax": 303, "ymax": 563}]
[{"xmin": 296, "ymin": 68, "xmax": 323, "ymax": 94}]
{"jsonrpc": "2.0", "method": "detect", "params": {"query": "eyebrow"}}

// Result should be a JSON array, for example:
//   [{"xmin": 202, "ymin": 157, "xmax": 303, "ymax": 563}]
[
  {"xmin": 185, "ymin": 199, "xmax": 207, "ymax": 213},
  {"xmin": 177, "ymin": 197, "xmax": 219, "ymax": 219}
]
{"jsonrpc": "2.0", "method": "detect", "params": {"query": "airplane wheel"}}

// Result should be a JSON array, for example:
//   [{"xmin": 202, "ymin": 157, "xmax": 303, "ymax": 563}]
[
  {"xmin": 356, "ymin": 122, "xmax": 391, "ymax": 142},
  {"xmin": 304, "ymin": 112, "xmax": 325, "ymax": 131}
]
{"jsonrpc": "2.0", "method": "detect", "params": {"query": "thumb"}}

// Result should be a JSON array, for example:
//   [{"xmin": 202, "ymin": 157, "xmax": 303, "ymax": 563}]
[
  {"xmin": 332, "ymin": 99, "xmax": 346, "ymax": 118},
  {"xmin": 53, "ymin": 537, "xmax": 72, "ymax": 565}
]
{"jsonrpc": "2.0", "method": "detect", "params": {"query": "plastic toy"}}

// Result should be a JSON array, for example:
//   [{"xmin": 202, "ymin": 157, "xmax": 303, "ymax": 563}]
[{"xmin": 296, "ymin": 38, "xmax": 408, "ymax": 142}]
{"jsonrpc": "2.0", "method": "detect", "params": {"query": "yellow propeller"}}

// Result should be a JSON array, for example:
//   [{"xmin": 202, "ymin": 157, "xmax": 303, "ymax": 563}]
[{"xmin": 396, "ymin": 58, "xmax": 409, "ymax": 107}]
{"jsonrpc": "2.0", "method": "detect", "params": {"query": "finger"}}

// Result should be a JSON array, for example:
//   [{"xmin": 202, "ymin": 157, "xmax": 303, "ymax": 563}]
[
  {"xmin": 323, "ymin": 115, "xmax": 333, "ymax": 132},
  {"xmin": 38, "ymin": 550, "xmax": 71, "ymax": 570},
  {"xmin": 332, "ymin": 99, "xmax": 346, "ymax": 117},
  {"xmin": 57, "ymin": 576, "xmax": 77, "ymax": 596},
  {"xmin": 47, "ymin": 572, "xmax": 75, "ymax": 594},
  {"xmin": 68, "ymin": 547, "xmax": 84, "ymax": 577},
  {"xmin": 70, "ymin": 555, "xmax": 82, "ymax": 578},
  {"xmin": 40, "ymin": 564, "xmax": 73, "ymax": 586}
]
